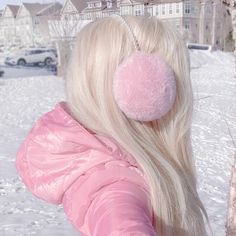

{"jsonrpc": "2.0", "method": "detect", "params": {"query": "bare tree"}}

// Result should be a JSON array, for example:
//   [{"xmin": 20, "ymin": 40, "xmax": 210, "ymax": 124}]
[
  {"xmin": 225, "ymin": 118, "xmax": 236, "ymax": 236},
  {"xmin": 226, "ymin": 154, "xmax": 236, "ymax": 235},
  {"xmin": 48, "ymin": 14, "xmax": 91, "ymax": 77}
]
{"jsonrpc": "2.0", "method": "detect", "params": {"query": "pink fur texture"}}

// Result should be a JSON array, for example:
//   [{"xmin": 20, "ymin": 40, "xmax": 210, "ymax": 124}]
[{"xmin": 113, "ymin": 52, "xmax": 177, "ymax": 121}]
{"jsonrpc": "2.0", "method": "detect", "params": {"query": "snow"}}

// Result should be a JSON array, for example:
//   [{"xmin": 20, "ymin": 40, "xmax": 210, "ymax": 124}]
[
  {"xmin": 190, "ymin": 50, "xmax": 236, "ymax": 235},
  {"xmin": 0, "ymin": 50, "xmax": 235, "ymax": 236}
]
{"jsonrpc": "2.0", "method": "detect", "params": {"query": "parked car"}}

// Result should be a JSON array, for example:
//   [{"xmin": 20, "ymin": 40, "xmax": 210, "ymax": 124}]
[
  {"xmin": 5, "ymin": 48, "xmax": 57, "ymax": 66},
  {"xmin": 0, "ymin": 69, "xmax": 4, "ymax": 77},
  {"xmin": 187, "ymin": 43, "xmax": 216, "ymax": 51}
]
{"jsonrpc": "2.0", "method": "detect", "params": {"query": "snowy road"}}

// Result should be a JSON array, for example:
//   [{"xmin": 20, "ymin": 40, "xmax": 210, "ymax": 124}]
[
  {"xmin": 0, "ymin": 65, "xmax": 55, "ymax": 79},
  {"xmin": 0, "ymin": 50, "xmax": 235, "ymax": 236}
]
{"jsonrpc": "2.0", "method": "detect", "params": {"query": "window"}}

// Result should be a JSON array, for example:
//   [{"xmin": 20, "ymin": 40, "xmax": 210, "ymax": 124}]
[
  {"xmin": 191, "ymin": 5, "xmax": 195, "ymax": 14},
  {"xmin": 95, "ymin": 2, "xmax": 101, "ymax": 8},
  {"xmin": 184, "ymin": 1, "xmax": 191, "ymax": 14},
  {"xmin": 176, "ymin": 3, "xmax": 180, "ymax": 13},
  {"xmin": 122, "ymin": 6, "xmax": 130, "ymax": 15},
  {"xmin": 107, "ymin": 2, "xmax": 112, "ymax": 8},
  {"xmin": 162, "ymin": 5, "xmax": 165, "ymax": 15},
  {"xmin": 176, "ymin": 22, "xmax": 180, "ymax": 29},
  {"xmin": 35, "ymin": 18, "xmax": 39, "ymax": 25},
  {"xmin": 184, "ymin": 20, "xmax": 190, "ymax": 30},
  {"xmin": 135, "ymin": 10, "xmax": 142, "ymax": 16},
  {"xmin": 156, "ymin": 7, "xmax": 159, "ymax": 16},
  {"xmin": 169, "ymin": 4, "xmax": 172, "ymax": 14}
]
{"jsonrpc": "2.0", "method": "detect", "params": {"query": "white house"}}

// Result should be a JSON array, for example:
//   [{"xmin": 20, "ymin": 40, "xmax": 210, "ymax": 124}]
[
  {"xmin": 0, "ymin": 5, "xmax": 20, "ymax": 46},
  {"xmin": 15, "ymin": 3, "xmax": 62, "ymax": 47},
  {"xmin": 81, "ymin": 0, "xmax": 119, "ymax": 19},
  {"xmin": 119, "ymin": 0, "xmax": 233, "ymax": 50},
  {"xmin": 61, "ymin": 0, "xmax": 88, "ymax": 20},
  {"xmin": 61, "ymin": 0, "xmax": 119, "ymax": 20},
  {"xmin": 43, "ymin": 0, "xmax": 236, "ymax": 51}
]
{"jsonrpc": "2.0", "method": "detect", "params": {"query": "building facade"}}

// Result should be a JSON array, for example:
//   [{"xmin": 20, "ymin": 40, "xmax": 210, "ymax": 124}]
[
  {"xmin": 61, "ymin": 0, "xmax": 234, "ymax": 50},
  {"xmin": 0, "ymin": 5, "xmax": 19, "ymax": 46},
  {"xmin": 120, "ymin": 0, "xmax": 233, "ymax": 50},
  {"xmin": 16, "ymin": 3, "xmax": 62, "ymax": 46},
  {"xmin": 0, "ymin": 1, "xmax": 234, "ymax": 50},
  {"xmin": 0, "ymin": 2, "xmax": 62, "ymax": 48},
  {"xmin": 61, "ymin": 0, "xmax": 119, "ymax": 20}
]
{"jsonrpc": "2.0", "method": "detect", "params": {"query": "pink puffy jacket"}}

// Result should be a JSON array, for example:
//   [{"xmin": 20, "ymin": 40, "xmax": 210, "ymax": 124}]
[{"xmin": 16, "ymin": 102, "xmax": 156, "ymax": 236}]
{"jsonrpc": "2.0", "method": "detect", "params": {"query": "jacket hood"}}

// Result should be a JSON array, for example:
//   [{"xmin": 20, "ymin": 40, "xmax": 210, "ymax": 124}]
[
  {"xmin": 16, "ymin": 102, "xmax": 143, "ymax": 204},
  {"xmin": 16, "ymin": 102, "xmax": 155, "ymax": 235}
]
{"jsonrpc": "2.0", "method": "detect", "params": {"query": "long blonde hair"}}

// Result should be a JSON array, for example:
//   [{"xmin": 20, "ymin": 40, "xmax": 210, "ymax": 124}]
[{"xmin": 65, "ymin": 16, "xmax": 209, "ymax": 236}]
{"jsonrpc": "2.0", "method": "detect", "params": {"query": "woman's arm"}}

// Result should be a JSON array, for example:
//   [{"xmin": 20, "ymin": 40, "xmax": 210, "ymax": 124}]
[{"xmin": 62, "ymin": 167, "xmax": 157, "ymax": 236}]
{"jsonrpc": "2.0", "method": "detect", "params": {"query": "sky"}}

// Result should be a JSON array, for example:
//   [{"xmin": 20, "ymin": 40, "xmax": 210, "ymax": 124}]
[{"xmin": 0, "ymin": 0, "xmax": 64, "ymax": 10}]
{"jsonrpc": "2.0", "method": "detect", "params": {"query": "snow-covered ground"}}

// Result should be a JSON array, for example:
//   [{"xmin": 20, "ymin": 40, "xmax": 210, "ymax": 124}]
[
  {"xmin": 0, "ymin": 50, "xmax": 235, "ymax": 236},
  {"xmin": 190, "ymin": 50, "xmax": 236, "ymax": 235}
]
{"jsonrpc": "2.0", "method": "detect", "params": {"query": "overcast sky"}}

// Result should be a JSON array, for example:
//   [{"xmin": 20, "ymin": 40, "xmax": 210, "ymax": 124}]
[{"xmin": 0, "ymin": 0, "xmax": 64, "ymax": 10}]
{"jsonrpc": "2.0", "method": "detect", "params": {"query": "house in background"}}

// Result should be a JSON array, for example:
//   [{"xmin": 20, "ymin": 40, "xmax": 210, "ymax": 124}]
[
  {"xmin": 0, "ymin": 2, "xmax": 62, "ymax": 48},
  {"xmin": 119, "ymin": 0, "xmax": 233, "ymax": 50},
  {"xmin": 0, "ymin": 5, "xmax": 20, "ymax": 47},
  {"xmin": 0, "ymin": 0, "xmax": 234, "ymax": 51},
  {"xmin": 15, "ymin": 3, "xmax": 62, "ymax": 47},
  {"xmin": 80, "ymin": 0, "xmax": 119, "ymax": 19},
  {"xmin": 61, "ymin": 0, "xmax": 87, "ymax": 20},
  {"xmin": 61, "ymin": 0, "xmax": 119, "ymax": 20},
  {"xmin": 60, "ymin": 0, "xmax": 234, "ymax": 50},
  {"xmin": 0, "ymin": 10, "xmax": 4, "ymax": 46}
]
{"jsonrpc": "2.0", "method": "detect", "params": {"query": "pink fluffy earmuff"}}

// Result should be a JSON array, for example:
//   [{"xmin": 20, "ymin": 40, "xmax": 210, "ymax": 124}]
[{"xmin": 112, "ymin": 15, "xmax": 177, "ymax": 122}]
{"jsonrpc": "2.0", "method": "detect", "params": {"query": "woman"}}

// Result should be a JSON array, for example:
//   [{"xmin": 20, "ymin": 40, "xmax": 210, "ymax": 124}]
[{"xmin": 16, "ymin": 15, "xmax": 210, "ymax": 235}]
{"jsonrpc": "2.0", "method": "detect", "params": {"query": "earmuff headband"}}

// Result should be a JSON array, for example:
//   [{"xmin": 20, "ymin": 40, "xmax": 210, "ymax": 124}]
[{"xmin": 112, "ymin": 15, "xmax": 177, "ymax": 122}]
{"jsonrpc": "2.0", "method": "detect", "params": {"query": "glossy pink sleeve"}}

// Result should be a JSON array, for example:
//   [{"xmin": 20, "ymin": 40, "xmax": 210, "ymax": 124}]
[{"xmin": 62, "ymin": 165, "xmax": 157, "ymax": 236}]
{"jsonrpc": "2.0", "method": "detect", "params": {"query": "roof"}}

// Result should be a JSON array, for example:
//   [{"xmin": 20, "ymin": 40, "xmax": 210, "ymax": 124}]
[
  {"xmin": 121, "ymin": 0, "xmax": 182, "ymax": 4},
  {"xmin": 82, "ymin": 5, "xmax": 107, "ymax": 12},
  {"xmin": 70, "ymin": 0, "xmax": 88, "ymax": 12},
  {"xmin": 22, "ymin": 3, "xmax": 52, "ymax": 16},
  {"xmin": 6, "ymin": 4, "xmax": 20, "ymax": 17},
  {"xmin": 37, "ymin": 3, "xmax": 63, "ymax": 16},
  {"xmin": 154, "ymin": 0, "xmax": 182, "ymax": 3}
]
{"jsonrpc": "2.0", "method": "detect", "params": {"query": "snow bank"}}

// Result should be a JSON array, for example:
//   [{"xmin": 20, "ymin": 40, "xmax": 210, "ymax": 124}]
[
  {"xmin": 190, "ymin": 50, "xmax": 235, "ymax": 235},
  {"xmin": 0, "ymin": 50, "xmax": 235, "ymax": 235}
]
